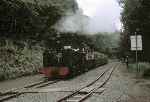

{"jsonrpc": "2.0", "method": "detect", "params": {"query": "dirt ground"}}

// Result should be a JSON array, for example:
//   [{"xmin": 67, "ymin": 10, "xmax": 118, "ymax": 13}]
[
  {"xmin": 0, "ymin": 75, "xmax": 44, "ymax": 92},
  {"xmin": 87, "ymin": 63, "xmax": 150, "ymax": 102},
  {"xmin": 1, "ymin": 62, "xmax": 150, "ymax": 102},
  {"xmin": 117, "ymin": 64, "xmax": 150, "ymax": 102}
]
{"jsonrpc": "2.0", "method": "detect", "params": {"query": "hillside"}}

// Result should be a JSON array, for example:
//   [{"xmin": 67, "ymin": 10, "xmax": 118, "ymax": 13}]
[
  {"xmin": 0, "ymin": 0, "xmax": 78, "ymax": 80},
  {"xmin": 21, "ymin": 0, "xmax": 78, "ymax": 12},
  {"xmin": 0, "ymin": 0, "xmax": 78, "ymax": 39}
]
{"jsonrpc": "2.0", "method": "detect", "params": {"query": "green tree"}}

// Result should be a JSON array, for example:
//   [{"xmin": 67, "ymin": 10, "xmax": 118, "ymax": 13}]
[
  {"xmin": 120, "ymin": 0, "xmax": 150, "ymax": 61},
  {"xmin": 0, "ymin": 0, "xmax": 77, "ymax": 40}
]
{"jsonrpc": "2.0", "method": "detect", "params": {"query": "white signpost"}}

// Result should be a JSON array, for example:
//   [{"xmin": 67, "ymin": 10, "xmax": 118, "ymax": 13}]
[
  {"xmin": 130, "ymin": 35, "xmax": 142, "ymax": 73},
  {"xmin": 130, "ymin": 35, "xmax": 142, "ymax": 51}
]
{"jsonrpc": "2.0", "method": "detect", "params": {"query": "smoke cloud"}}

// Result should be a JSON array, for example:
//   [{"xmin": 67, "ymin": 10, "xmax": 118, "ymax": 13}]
[
  {"xmin": 53, "ymin": 0, "xmax": 121, "ymax": 34},
  {"xmin": 53, "ymin": 10, "xmax": 90, "ymax": 34}
]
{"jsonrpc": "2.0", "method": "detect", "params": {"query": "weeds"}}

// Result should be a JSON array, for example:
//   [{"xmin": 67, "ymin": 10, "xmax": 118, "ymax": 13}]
[
  {"xmin": 128, "ymin": 62, "xmax": 150, "ymax": 78},
  {"xmin": 0, "ymin": 39, "xmax": 43, "ymax": 81}
]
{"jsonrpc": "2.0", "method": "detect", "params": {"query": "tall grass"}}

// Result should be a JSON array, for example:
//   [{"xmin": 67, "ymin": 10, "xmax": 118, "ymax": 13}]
[
  {"xmin": 128, "ymin": 62, "xmax": 150, "ymax": 78},
  {"xmin": 0, "ymin": 39, "xmax": 43, "ymax": 81}
]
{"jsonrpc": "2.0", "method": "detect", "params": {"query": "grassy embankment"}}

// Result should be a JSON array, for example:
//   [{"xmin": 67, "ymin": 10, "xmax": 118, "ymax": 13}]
[{"xmin": 0, "ymin": 39, "xmax": 43, "ymax": 81}]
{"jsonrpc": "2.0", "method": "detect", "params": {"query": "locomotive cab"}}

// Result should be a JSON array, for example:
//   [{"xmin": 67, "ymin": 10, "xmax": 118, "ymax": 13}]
[{"xmin": 41, "ymin": 47, "xmax": 83, "ymax": 79}]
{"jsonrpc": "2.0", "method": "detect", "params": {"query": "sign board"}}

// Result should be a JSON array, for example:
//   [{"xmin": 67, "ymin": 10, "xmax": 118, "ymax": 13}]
[
  {"xmin": 130, "ymin": 35, "xmax": 142, "ymax": 51},
  {"xmin": 64, "ymin": 46, "xmax": 71, "ymax": 49}
]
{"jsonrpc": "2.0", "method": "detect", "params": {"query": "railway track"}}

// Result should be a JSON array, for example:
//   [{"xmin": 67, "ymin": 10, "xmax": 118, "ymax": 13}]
[
  {"xmin": 0, "ymin": 63, "xmax": 120, "ymax": 102},
  {"xmin": 57, "ymin": 63, "xmax": 120, "ymax": 102},
  {"xmin": 0, "ymin": 79, "xmax": 59, "ymax": 101}
]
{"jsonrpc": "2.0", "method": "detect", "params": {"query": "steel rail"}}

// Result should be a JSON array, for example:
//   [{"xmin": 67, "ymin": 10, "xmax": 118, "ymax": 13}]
[
  {"xmin": 57, "ymin": 68, "xmax": 109, "ymax": 102},
  {"xmin": 35, "ymin": 80, "xmax": 59, "ymax": 88},
  {"xmin": 0, "ymin": 80, "xmax": 59, "ymax": 101},
  {"xmin": 77, "ymin": 63, "xmax": 120, "ymax": 102},
  {"xmin": 57, "ymin": 63, "xmax": 120, "ymax": 102}
]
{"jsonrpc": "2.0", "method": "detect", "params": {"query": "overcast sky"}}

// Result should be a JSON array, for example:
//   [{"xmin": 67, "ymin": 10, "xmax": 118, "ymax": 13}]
[{"xmin": 76, "ymin": 0, "xmax": 122, "ymax": 33}]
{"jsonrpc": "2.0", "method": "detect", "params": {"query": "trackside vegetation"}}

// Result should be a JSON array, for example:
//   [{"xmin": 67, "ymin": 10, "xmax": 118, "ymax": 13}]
[{"xmin": 0, "ymin": 0, "xmax": 119, "ymax": 81}]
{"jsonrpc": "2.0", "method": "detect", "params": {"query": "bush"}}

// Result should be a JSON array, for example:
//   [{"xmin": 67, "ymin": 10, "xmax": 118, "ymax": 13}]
[
  {"xmin": 128, "ymin": 62, "xmax": 150, "ymax": 78},
  {"xmin": 95, "ymin": 52, "xmax": 108, "ymax": 66},
  {"xmin": 0, "ymin": 39, "xmax": 43, "ymax": 81}
]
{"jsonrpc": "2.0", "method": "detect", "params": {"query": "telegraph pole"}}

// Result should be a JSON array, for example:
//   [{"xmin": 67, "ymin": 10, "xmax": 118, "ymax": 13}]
[
  {"xmin": 135, "ymin": 32, "xmax": 138, "ymax": 73},
  {"xmin": 130, "ymin": 29, "xmax": 142, "ymax": 74}
]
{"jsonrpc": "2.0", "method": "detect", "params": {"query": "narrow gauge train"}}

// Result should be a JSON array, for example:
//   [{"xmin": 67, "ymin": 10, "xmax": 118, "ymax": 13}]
[
  {"xmin": 39, "ymin": 33, "xmax": 107, "ymax": 79},
  {"xmin": 39, "ymin": 45, "xmax": 101, "ymax": 79}
]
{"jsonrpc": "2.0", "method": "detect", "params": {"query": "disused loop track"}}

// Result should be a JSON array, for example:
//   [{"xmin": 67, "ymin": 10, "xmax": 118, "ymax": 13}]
[
  {"xmin": 0, "ymin": 79, "xmax": 59, "ymax": 101},
  {"xmin": 57, "ymin": 63, "xmax": 120, "ymax": 102}
]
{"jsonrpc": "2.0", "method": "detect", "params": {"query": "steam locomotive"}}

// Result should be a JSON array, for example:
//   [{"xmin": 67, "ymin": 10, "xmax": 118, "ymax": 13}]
[
  {"xmin": 39, "ymin": 33, "xmax": 107, "ymax": 79},
  {"xmin": 39, "ymin": 45, "xmax": 107, "ymax": 79}
]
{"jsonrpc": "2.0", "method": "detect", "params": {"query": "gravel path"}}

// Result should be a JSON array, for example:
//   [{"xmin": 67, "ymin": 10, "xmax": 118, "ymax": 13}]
[
  {"xmin": 0, "ymin": 75, "xmax": 44, "ymax": 92},
  {"xmin": 4, "ymin": 62, "xmax": 150, "ymax": 102},
  {"xmin": 5, "ymin": 62, "xmax": 115, "ymax": 102},
  {"xmin": 86, "ymin": 63, "xmax": 150, "ymax": 102}
]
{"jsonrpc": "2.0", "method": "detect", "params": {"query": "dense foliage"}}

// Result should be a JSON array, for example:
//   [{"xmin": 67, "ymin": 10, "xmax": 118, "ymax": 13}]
[
  {"xmin": 0, "ymin": 39, "xmax": 43, "ymax": 81},
  {"xmin": 120, "ymin": 0, "xmax": 150, "ymax": 61},
  {"xmin": 0, "ymin": 0, "xmax": 113, "ymax": 80},
  {"xmin": 90, "ymin": 32, "xmax": 120, "ymax": 57},
  {"xmin": 0, "ymin": 0, "xmax": 79, "ymax": 80},
  {"xmin": 0, "ymin": 0, "xmax": 64, "ymax": 39}
]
